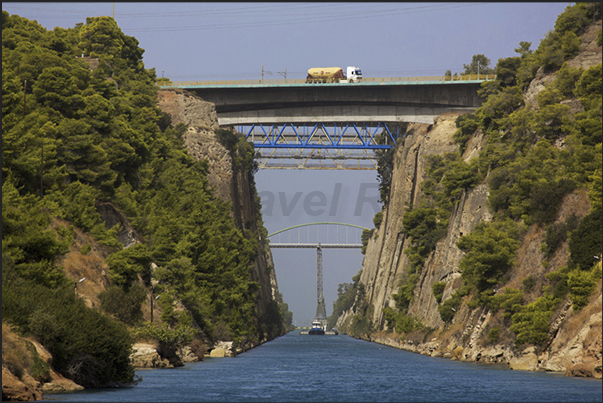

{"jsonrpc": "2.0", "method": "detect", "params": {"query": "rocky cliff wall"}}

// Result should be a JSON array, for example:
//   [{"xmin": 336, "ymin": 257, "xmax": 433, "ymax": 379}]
[
  {"xmin": 157, "ymin": 88, "xmax": 282, "ymax": 339},
  {"xmin": 337, "ymin": 110, "xmax": 601, "ymax": 378},
  {"xmin": 336, "ymin": 21, "xmax": 602, "ymax": 378}
]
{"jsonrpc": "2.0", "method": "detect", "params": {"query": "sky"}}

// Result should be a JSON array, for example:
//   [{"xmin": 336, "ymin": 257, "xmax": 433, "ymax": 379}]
[{"xmin": 3, "ymin": 2, "xmax": 571, "ymax": 327}]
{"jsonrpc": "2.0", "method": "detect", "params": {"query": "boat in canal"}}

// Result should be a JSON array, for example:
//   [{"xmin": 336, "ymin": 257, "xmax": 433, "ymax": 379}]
[{"xmin": 308, "ymin": 320, "xmax": 325, "ymax": 335}]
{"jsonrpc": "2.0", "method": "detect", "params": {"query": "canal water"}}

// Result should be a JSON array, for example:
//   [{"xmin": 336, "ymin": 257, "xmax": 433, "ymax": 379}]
[{"xmin": 43, "ymin": 331, "xmax": 602, "ymax": 402}]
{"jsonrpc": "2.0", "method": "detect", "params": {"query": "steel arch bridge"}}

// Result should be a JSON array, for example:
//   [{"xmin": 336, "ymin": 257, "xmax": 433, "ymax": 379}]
[
  {"xmin": 267, "ymin": 222, "xmax": 369, "ymax": 249},
  {"xmin": 267, "ymin": 222, "xmax": 370, "ymax": 324}
]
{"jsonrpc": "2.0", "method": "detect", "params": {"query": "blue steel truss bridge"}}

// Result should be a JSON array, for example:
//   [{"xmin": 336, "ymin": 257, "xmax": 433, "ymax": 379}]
[
  {"xmin": 241, "ymin": 122, "xmax": 401, "ymax": 170},
  {"xmin": 159, "ymin": 74, "xmax": 496, "ymax": 170}
]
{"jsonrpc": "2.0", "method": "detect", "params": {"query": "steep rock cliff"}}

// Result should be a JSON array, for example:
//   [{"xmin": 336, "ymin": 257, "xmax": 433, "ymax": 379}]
[
  {"xmin": 336, "ymin": 20, "xmax": 602, "ymax": 378},
  {"xmin": 157, "ymin": 89, "xmax": 283, "ymax": 341},
  {"xmin": 338, "ymin": 111, "xmax": 601, "ymax": 377}
]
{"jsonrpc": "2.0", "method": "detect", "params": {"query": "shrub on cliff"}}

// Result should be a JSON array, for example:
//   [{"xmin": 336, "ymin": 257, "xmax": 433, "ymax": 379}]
[
  {"xmin": 568, "ymin": 207, "xmax": 602, "ymax": 271},
  {"xmin": 567, "ymin": 268, "xmax": 599, "ymax": 311},
  {"xmin": 438, "ymin": 288, "xmax": 465, "ymax": 323},
  {"xmin": 132, "ymin": 321, "xmax": 195, "ymax": 352},
  {"xmin": 453, "ymin": 113, "xmax": 479, "ymax": 153},
  {"xmin": 360, "ymin": 228, "xmax": 374, "ymax": 255},
  {"xmin": 328, "ymin": 275, "xmax": 361, "ymax": 329},
  {"xmin": 510, "ymin": 295, "xmax": 560, "ymax": 347},
  {"xmin": 99, "ymin": 283, "xmax": 147, "ymax": 325},
  {"xmin": 105, "ymin": 243, "xmax": 153, "ymax": 290},
  {"xmin": 432, "ymin": 281, "xmax": 446, "ymax": 304},
  {"xmin": 383, "ymin": 306, "xmax": 422, "ymax": 334},
  {"xmin": 542, "ymin": 214, "xmax": 580, "ymax": 259},
  {"xmin": 457, "ymin": 219, "xmax": 524, "ymax": 304},
  {"xmin": 2, "ymin": 266, "xmax": 135, "ymax": 387}
]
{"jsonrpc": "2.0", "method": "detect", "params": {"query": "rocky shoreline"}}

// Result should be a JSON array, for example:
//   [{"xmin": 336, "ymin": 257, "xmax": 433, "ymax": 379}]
[
  {"xmin": 130, "ymin": 340, "xmax": 240, "ymax": 369},
  {"xmin": 357, "ymin": 308, "xmax": 602, "ymax": 380},
  {"xmin": 3, "ymin": 336, "xmax": 250, "ymax": 401},
  {"xmin": 2, "ymin": 337, "xmax": 84, "ymax": 401}
]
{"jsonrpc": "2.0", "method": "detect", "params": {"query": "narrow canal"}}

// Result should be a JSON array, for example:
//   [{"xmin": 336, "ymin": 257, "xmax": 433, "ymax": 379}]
[{"xmin": 43, "ymin": 331, "xmax": 602, "ymax": 402}]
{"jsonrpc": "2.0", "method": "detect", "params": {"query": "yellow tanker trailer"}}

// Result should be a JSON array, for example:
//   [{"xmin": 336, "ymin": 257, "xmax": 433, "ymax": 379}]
[{"xmin": 305, "ymin": 66, "xmax": 362, "ymax": 83}]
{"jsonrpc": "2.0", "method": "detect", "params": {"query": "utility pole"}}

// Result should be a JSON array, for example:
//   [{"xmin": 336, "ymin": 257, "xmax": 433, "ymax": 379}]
[{"xmin": 278, "ymin": 67, "xmax": 287, "ymax": 83}]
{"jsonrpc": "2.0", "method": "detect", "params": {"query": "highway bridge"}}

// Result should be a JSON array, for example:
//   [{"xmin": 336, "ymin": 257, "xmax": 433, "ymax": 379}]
[{"xmin": 157, "ymin": 75, "xmax": 495, "ymax": 169}]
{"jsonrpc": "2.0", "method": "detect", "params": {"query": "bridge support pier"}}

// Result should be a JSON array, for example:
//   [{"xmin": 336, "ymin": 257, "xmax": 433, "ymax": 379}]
[{"xmin": 315, "ymin": 244, "xmax": 327, "ymax": 328}]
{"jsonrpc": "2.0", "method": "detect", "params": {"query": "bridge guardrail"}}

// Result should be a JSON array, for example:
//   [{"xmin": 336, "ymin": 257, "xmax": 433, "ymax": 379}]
[{"xmin": 156, "ymin": 74, "xmax": 497, "ymax": 88}]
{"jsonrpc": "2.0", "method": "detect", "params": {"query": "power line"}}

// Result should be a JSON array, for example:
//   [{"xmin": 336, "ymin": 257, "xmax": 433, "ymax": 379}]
[
  {"xmin": 125, "ymin": 3, "xmax": 480, "ymax": 33},
  {"xmin": 4, "ymin": 2, "xmax": 482, "ymax": 32}
]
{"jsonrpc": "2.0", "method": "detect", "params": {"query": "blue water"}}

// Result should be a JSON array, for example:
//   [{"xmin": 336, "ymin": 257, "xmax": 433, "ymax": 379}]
[{"xmin": 43, "ymin": 331, "xmax": 602, "ymax": 402}]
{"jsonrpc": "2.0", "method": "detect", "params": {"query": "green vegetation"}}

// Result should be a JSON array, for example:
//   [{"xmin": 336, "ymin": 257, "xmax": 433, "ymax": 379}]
[
  {"xmin": 450, "ymin": 3, "xmax": 601, "ymax": 344},
  {"xmin": 541, "ymin": 214, "xmax": 579, "ymax": 259},
  {"xmin": 132, "ymin": 320, "xmax": 196, "ymax": 353},
  {"xmin": 453, "ymin": 113, "xmax": 479, "ymax": 154},
  {"xmin": 463, "ymin": 54, "xmax": 495, "ymax": 75},
  {"xmin": 334, "ymin": 271, "xmax": 375, "ymax": 338},
  {"xmin": 2, "ymin": 11, "xmax": 285, "ymax": 387},
  {"xmin": 383, "ymin": 306, "xmax": 423, "ymax": 334},
  {"xmin": 3, "ymin": 263, "xmax": 135, "ymax": 387},
  {"xmin": 350, "ymin": 3, "xmax": 602, "ymax": 347},
  {"xmin": 432, "ymin": 281, "xmax": 446, "ymax": 304},
  {"xmin": 458, "ymin": 219, "xmax": 525, "ymax": 306},
  {"xmin": 360, "ymin": 228, "xmax": 374, "ymax": 255},
  {"xmin": 510, "ymin": 295, "xmax": 560, "ymax": 347},
  {"xmin": 327, "ymin": 270, "xmax": 362, "ymax": 329},
  {"xmin": 99, "ymin": 283, "xmax": 147, "ymax": 326},
  {"xmin": 487, "ymin": 326, "xmax": 501, "ymax": 345},
  {"xmin": 438, "ymin": 286, "xmax": 469, "ymax": 323},
  {"xmin": 373, "ymin": 211, "xmax": 384, "ymax": 229}
]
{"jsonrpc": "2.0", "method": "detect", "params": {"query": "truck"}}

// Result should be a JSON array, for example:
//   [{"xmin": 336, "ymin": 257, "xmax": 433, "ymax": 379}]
[{"xmin": 305, "ymin": 66, "xmax": 363, "ymax": 83}]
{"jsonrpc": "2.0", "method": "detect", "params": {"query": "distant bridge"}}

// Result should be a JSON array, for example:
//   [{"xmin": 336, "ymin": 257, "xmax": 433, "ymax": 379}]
[
  {"xmin": 267, "ymin": 222, "xmax": 369, "ymax": 249},
  {"xmin": 266, "ymin": 222, "xmax": 371, "ymax": 324}
]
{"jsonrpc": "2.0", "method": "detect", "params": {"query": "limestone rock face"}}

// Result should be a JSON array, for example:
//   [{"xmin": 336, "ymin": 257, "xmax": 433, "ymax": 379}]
[
  {"xmin": 2, "ymin": 366, "xmax": 43, "ymax": 402},
  {"xmin": 525, "ymin": 20, "xmax": 601, "ymax": 108},
  {"xmin": 209, "ymin": 347, "xmax": 226, "ymax": 358},
  {"xmin": 157, "ymin": 89, "xmax": 231, "ymax": 201},
  {"xmin": 157, "ymin": 88, "xmax": 284, "ymax": 341},
  {"xmin": 2, "ymin": 329, "xmax": 84, "ymax": 401},
  {"xmin": 130, "ymin": 343, "xmax": 186, "ymax": 369},
  {"xmin": 335, "ymin": 26, "xmax": 602, "ymax": 377},
  {"xmin": 509, "ymin": 347, "xmax": 539, "ymax": 371}
]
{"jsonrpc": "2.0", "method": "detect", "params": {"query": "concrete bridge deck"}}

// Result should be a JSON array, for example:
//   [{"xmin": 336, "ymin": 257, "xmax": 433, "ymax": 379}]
[
  {"xmin": 158, "ymin": 75, "xmax": 495, "ymax": 126},
  {"xmin": 157, "ymin": 74, "xmax": 496, "ymax": 89}
]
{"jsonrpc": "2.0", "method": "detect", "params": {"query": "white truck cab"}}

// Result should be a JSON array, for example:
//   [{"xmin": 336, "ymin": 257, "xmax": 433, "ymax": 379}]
[{"xmin": 345, "ymin": 66, "xmax": 363, "ymax": 83}]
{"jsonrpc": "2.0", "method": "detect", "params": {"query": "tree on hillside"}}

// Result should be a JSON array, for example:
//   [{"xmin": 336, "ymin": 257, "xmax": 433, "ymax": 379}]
[{"xmin": 463, "ymin": 54, "xmax": 495, "ymax": 75}]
